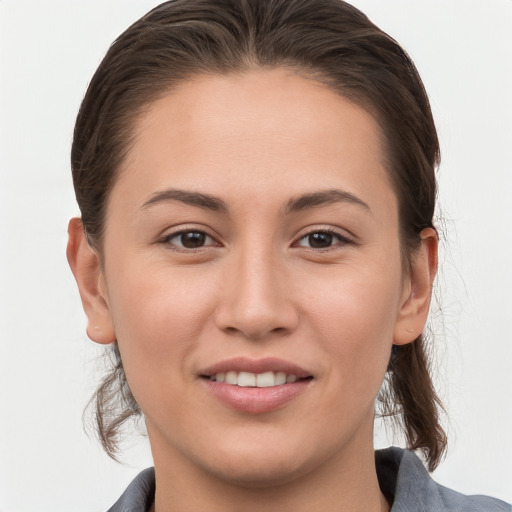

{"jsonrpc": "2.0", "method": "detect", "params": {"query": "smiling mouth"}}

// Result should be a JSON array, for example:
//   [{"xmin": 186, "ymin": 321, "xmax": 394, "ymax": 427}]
[
  {"xmin": 200, "ymin": 360, "xmax": 314, "ymax": 413},
  {"xmin": 204, "ymin": 371, "xmax": 313, "ymax": 388}
]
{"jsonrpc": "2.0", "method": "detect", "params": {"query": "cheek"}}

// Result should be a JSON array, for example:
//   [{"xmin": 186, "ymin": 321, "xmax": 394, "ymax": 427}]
[
  {"xmin": 105, "ymin": 260, "xmax": 219, "ymax": 391},
  {"xmin": 300, "ymin": 258, "xmax": 403, "ymax": 387},
  {"xmin": 305, "ymin": 260, "xmax": 402, "ymax": 334}
]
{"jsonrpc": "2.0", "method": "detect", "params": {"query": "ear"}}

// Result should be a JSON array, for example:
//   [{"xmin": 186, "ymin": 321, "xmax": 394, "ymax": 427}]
[
  {"xmin": 393, "ymin": 227, "xmax": 438, "ymax": 346},
  {"xmin": 66, "ymin": 218, "xmax": 116, "ymax": 345}
]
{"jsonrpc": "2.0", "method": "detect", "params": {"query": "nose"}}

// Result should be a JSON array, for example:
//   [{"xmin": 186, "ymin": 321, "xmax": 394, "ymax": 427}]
[{"xmin": 214, "ymin": 246, "xmax": 299, "ymax": 340}]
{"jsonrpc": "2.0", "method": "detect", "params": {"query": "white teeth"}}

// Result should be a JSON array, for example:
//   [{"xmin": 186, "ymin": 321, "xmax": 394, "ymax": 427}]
[
  {"xmin": 275, "ymin": 372, "xmax": 287, "ymax": 385},
  {"xmin": 237, "ymin": 371, "xmax": 256, "ymax": 387},
  {"xmin": 225, "ymin": 371, "xmax": 238, "ymax": 385},
  {"xmin": 256, "ymin": 371, "xmax": 275, "ymax": 387},
  {"xmin": 211, "ymin": 371, "xmax": 302, "ymax": 387}
]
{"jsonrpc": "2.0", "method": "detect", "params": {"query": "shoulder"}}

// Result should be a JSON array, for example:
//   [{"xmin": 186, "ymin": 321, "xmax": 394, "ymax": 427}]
[
  {"xmin": 106, "ymin": 468, "xmax": 155, "ymax": 512},
  {"xmin": 104, "ymin": 451, "xmax": 511, "ymax": 512},
  {"xmin": 376, "ymin": 447, "xmax": 511, "ymax": 512}
]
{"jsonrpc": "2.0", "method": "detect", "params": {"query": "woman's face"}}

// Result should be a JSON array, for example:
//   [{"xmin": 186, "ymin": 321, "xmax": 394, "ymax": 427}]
[{"xmin": 76, "ymin": 68, "xmax": 434, "ymax": 484}]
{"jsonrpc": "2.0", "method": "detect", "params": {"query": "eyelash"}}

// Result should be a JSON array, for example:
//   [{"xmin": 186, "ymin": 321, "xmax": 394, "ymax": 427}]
[
  {"xmin": 159, "ymin": 229, "xmax": 219, "ymax": 251},
  {"xmin": 294, "ymin": 228, "xmax": 353, "ymax": 250},
  {"xmin": 159, "ymin": 227, "xmax": 352, "ymax": 252}
]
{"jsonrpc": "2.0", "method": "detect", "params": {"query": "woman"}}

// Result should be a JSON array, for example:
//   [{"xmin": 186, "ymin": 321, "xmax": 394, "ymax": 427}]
[{"xmin": 66, "ymin": 0, "xmax": 510, "ymax": 510}]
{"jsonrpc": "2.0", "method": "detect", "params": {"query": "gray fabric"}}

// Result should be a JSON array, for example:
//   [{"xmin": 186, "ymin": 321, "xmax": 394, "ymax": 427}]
[
  {"xmin": 107, "ymin": 447, "xmax": 511, "ymax": 511},
  {"xmin": 375, "ymin": 447, "xmax": 511, "ymax": 512},
  {"xmin": 107, "ymin": 467, "xmax": 155, "ymax": 512}
]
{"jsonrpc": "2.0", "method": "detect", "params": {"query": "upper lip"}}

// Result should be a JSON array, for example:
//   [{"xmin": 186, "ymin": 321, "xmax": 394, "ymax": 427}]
[{"xmin": 199, "ymin": 357, "xmax": 312, "ymax": 378}]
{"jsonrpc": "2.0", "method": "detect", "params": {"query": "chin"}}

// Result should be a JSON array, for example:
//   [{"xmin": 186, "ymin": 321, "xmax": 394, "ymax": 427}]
[
  {"xmin": 209, "ymin": 456, "xmax": 309, "ymax": 489},
  {"xmin": 196, "ymin": 435, "xmax": 321, "ymax": 488}
]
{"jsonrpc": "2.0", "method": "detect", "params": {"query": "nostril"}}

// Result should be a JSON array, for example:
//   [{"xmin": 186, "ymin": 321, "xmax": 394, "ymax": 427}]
[{"xmin": 221, "ymin": 324, "xmax": 291, "ymax": 340}]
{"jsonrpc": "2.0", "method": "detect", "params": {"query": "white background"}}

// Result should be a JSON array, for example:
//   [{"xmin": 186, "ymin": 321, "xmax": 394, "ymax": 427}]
[{"xmin": 0, "ymin": 1, "xmax": 511, "ymax": 510}]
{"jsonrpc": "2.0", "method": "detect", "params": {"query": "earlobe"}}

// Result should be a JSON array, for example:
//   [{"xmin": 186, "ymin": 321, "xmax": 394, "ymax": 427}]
[
  {"xmin": 393, "ymin": 227, "xmax": 438, "ymax": 346},
  {"xmin": 66, "ymin": 218, "xmax": 116, "ymax": 345}
]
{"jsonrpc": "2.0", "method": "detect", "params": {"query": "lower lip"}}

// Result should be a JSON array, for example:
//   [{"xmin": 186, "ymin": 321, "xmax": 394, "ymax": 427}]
[{"xmin": 202, "ymin": 379, "xmax": 312, "ymax": 414}]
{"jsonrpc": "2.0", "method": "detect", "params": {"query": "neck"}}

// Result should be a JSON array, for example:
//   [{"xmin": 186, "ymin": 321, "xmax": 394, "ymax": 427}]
[{"xmin": 149, "ymin": 425, "xmax": 390, "ymax": 512}]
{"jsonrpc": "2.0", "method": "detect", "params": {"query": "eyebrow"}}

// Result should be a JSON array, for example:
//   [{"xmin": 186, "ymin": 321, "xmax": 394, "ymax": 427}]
[
  {"xmin": 141, "ymin": 189, "xmax": 229, "ymax": 213},
  {"xmin": 140, "ymin": 187, "xmax": 369, "ymax": 215},
  {"xmin": 284, "ymin": 189, "xmax": 370, "ymax": 213}
]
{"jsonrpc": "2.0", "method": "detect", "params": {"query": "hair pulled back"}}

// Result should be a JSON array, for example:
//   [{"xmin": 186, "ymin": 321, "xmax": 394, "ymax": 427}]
[{"xmin": 72, "ymin": 0, "xmax": 446, "ymax": 470}]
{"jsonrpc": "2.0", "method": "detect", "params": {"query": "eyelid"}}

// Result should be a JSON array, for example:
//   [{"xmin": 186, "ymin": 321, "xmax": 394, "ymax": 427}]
[
  {"xmin": 293, "ymin": 226, "xmax": 354, "ymax": 249},
  {"xmin": 158, "ymin": 225, "xmax": 222, "ymax": 250},
  {"xmin": 156, "ymin": 224, "xmax": 354, "ymax": 250}
]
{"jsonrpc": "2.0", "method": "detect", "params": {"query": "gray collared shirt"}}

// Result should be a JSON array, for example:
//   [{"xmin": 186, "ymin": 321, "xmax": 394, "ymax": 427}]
[{"xmin": 107, "ymin": 447, "xmax": 511, "ymax": 512}]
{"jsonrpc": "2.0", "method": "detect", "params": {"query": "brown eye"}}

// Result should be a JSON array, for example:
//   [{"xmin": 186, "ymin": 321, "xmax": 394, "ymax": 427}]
[
  {"xmin": 164, "ymin": 230, "xmax": 215, "ymax": 249},
  {"xmin": 296, "ymin": 230, "xmax": 351, "ymax": 249},
  {"xmin": 180, "ymin": 231, "xmax": 206, "ymax": 248},
  {"xmin": 308, "ymin": 232, "xmax": 334, "ymax": 248}
]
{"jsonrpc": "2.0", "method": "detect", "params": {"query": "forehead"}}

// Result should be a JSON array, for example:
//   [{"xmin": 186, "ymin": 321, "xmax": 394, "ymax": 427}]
[{"xmin": 113, "ymin": 68, "xmax": 396, "ymax": 219}]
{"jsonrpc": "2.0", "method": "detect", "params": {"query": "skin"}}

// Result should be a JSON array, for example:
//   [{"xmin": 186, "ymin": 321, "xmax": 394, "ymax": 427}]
[{"xmin": 68, "ymin": 68, "xmax": 437, "ymax": 512}]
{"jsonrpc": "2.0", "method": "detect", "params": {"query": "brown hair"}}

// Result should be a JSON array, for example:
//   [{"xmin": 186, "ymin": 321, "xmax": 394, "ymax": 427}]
[{"xmin": 72, "ymin": 0, "xmax": 446, "ymax": 470}]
